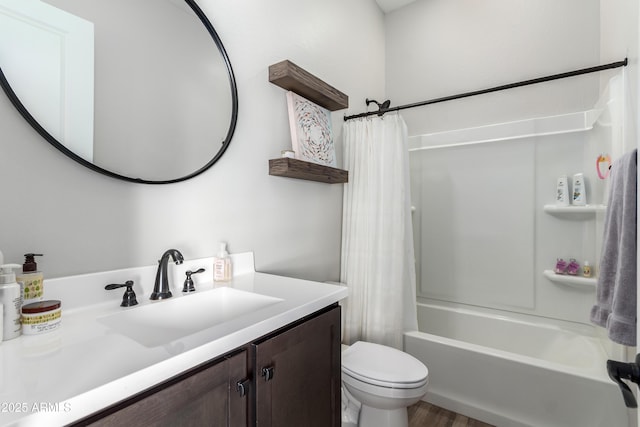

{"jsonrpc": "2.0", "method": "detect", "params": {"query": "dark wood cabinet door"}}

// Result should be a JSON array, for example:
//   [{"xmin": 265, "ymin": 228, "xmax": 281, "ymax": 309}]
[
  {"xmin": 76, "ymin": 350, "xmax": 248, "ymax": 427},
  {"xmin": 252, "ymin": 305, "xmax": 341, "ymax": 427}
]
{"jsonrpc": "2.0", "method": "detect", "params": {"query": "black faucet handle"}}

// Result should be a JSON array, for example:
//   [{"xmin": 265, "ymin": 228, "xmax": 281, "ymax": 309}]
[
  {"xmin": 105, "ymin": 280, "xmax": 139, "ymax": 307},
  {"xmin": 183, "ymin": 268, "xmax": 205, "ymax": 293}
]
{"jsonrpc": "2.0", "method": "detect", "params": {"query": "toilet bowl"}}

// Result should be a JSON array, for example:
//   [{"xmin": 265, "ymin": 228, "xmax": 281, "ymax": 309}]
[{"xmin": 341, "ymin": 341, "xmax": 429, "ymax": 427}]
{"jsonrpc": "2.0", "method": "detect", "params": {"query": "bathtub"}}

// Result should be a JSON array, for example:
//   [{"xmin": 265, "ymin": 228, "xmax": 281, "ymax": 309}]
[{"xmin": 404, "ymin": 301, "xmax": 630, "ymax": 427}]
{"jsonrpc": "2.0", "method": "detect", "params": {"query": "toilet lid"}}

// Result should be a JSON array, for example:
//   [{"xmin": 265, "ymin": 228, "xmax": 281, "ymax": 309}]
[{"xmin": 342, "ymin": 341, "xmax": 428, "ymax": 388}]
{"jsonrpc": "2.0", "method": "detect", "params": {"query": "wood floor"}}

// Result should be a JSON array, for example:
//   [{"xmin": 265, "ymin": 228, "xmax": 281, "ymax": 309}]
[{"xmin": 408, "ymin": 401, "xmax": 494, "ymax": 427}]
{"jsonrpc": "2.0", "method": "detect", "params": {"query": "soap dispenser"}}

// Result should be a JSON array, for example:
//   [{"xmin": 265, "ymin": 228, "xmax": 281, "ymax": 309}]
[
  {"xmin": 17, "ymin": 253, "xmax": 44, "ymax": 305},
  {"xmin": 0, "ymin": 264, "xmax": 23, "ymax": 340},
  {"xmin": 213, "ymin": 242, "xmax": 232, "ymax": 282}
]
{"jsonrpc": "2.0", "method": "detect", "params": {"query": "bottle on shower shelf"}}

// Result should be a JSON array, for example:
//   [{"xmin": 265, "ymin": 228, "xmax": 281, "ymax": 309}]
[
  {"xmin": 556, "ymin": 175, "xmax": 570, "ymax": 206},
  {"xmin": 583, "ymin": 261, "xmax": 592, "ymax": 278},
  {"xmin": 572, "ymin": 173, "xmax": 587, "ymax": 206},
  {"xmin": 566, "ymin": 259, "xmax": 580, "ymax": 276}
]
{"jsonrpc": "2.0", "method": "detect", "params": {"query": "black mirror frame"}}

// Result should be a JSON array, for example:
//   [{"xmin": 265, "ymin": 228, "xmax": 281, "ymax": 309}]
[{"xmin": 0, "ymin": 0, "xmax": 238, "ymax": 184}]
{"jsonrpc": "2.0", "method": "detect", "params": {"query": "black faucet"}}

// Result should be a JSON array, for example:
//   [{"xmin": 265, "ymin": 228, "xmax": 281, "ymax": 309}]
[{"xmin": 150, "ymin": 249, "xmax": 184, "ymax": 300}]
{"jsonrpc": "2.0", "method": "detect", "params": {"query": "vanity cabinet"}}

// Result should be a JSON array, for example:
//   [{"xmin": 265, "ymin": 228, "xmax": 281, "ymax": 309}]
[
  {"xmin": 73, "ymin": 350, "xmax": 248, "ymax": 427},
  {"xmin": 70, "ymin": 305, "xmax": 341, "ymax": 427},
  {"xmin": 252, "ymin": 304, "xmax": 341, "ymax": 427}
]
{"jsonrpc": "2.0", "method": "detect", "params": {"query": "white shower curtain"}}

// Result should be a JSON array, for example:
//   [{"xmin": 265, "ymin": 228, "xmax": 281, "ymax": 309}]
[{"xmin": 341, "ymin": 113, "xmax": 418, "ymax": 350}]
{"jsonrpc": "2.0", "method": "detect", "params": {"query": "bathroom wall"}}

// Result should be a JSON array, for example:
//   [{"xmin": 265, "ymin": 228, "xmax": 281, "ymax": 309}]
[
  {"xmin": 385, "ymin": 0, "xmax": 639, "ymax": 325},
  {"xmin": 384, "ymin": 0, "xmax": 639, "ymax": 151},
  {"xmin": 0, "ymin": 0, "xmax": 386, "ymax": 281},
  {"xmin": 385, "ymin": 0, "xmax": 602, "ymax": 135}
]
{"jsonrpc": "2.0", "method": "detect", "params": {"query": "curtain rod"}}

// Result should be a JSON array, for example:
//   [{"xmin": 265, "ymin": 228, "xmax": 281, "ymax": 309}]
[{"xmin": 343, "ymin": 58, "xmax": 628, "ymax": 121}]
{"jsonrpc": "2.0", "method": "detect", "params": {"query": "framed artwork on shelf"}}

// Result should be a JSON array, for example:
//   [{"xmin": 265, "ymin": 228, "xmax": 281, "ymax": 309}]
[{"xmin": 286, "ymin": 91, "xmax": 336, "ymax": 167}]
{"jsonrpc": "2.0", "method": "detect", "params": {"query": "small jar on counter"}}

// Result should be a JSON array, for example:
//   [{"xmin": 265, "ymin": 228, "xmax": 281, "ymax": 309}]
[{"xmin": 21, "ymin": 300, "xmax": 61, "ymax": 335}]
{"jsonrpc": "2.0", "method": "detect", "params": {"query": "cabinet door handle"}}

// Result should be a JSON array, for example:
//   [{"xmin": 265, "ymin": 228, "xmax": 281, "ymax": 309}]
[
  {"xmin": 261, "ymin": 366, "xmax": 275, "ymax": 382},
  {"xmin": 236, "ymin": 378, "xmax": 251, "ymax": 397}
]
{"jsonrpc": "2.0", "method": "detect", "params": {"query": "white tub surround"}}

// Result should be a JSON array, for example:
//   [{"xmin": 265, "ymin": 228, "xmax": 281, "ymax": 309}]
[
  {"xmin": 409, "ymin": 73, "xmax": 627, "ymax": 326},
  {"xmin": 405, "ymin": 302, "xmax": 628, "ymax": 427},
  {"xmin": 0, "ymin": 252, "xmax": 347, "ymax": 426}
]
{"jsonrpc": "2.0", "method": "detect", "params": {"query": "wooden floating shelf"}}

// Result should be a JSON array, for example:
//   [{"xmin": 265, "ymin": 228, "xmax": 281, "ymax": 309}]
[
  {"xmin": 269, "ymin": 158, "xmax": 348, "ymax": 184},
  {"xmin": 269, "ymin": 60, "xmax": 349, "ymax": 111},
  {"xmin": 268, "ymin": 60, "xmax": 349, "ymax": 184}
]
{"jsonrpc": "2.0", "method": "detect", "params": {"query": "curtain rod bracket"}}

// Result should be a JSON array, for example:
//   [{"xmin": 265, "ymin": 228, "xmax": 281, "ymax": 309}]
[{"xmin": 366, "ymin": 98, "xmax": 391, "ymax": 116}]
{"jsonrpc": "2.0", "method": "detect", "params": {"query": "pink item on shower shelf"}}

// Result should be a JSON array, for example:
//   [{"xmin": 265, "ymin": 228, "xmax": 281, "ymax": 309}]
[
  {"xmin": 567, "ymin": 259, "xmax": 580, "ymax": 276},
  {"xmin": 554, "ymin": 258, "xmax": 567, "ymax": 274}
]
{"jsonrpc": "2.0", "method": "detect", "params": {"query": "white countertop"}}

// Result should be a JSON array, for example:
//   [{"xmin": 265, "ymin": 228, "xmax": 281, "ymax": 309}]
[{"xmin": 0, "ymin": 253, "xmax": 347, "ymax": 426}]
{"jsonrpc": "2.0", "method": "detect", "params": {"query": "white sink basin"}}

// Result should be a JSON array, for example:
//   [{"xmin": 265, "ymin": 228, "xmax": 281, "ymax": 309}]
[{"xmin": 98, "ymin": 287, "xmax": 283, "ymax": 347}]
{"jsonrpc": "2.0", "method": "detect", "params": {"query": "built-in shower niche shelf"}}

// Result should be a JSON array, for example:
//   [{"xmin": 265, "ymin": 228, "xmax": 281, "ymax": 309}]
[
  {"xmin": 543, "ymin": 269, "xmax": 596, "ymax": 290},
  {"xmin": 543, "ymin": 204, "xmax": 607, "ymax": 214}
]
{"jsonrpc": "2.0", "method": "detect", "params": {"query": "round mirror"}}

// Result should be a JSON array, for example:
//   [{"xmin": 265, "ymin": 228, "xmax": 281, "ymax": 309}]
[{"xmin": 0, "ymin": 0, "xmax": 238, "ymax": 184}]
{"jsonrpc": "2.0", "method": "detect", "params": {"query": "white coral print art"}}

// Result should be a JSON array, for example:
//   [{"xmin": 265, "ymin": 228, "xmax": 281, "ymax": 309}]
[{"xmin": 286, "ymin": 91, "xmax": 336, "ymax": 167}]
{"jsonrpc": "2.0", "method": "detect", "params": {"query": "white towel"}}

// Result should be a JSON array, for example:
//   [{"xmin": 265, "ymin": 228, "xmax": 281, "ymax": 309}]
[{"xmin": 590, "ymin": 149, "xmax": 637, "ymax": 346}]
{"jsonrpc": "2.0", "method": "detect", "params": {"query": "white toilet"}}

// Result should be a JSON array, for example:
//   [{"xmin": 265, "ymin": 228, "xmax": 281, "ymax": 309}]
[{"xmin": 341, "ymin": 341, "xmax": 429, "ymax": 427}]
